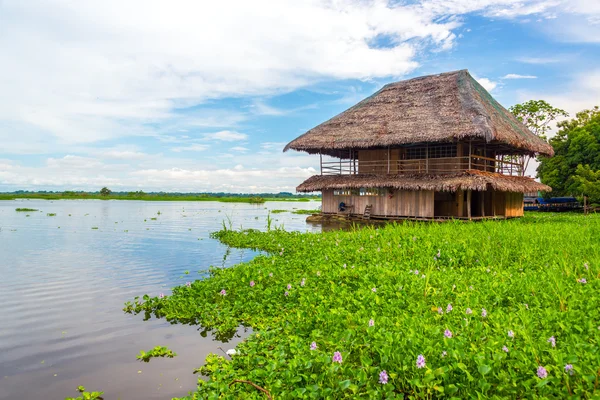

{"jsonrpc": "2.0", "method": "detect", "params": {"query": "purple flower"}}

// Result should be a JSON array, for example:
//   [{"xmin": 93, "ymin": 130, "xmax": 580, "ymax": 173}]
[
  {"xmin": 332, "ymin": 351, "xmax": 343, "ymax": 363},
  {"xmin": 310, "ymin": 341, "xmax": 317, "ymax": 351},
  {"xmin": 287, "ymin": 284, "xmax": 292, "ymax": 290},
  {"xmin": 284, "ymin": 291, "xmax": 289, "ymax": 296},
  {"xmin": 446, "ymin": 304, "xmax": 453, "ymax": 313},
  {"xmin": 565, "ymin": 364, "xmax": 574, "ymax": 375},
  {"xmin": 481, "ymin": 308, "xmax": 487, "ymax": 318},
  {"xmin": 158, "ymin": 293, "xmax": 165, "ymax": 299},
  {"xmin": 525, "ymin": 303, "xmax": 529, "ymax": 310},
  {"xmin": 444, "ymin": 329, "xmax": 453, "ymax": 338},
  {"xmin": 219, "ymin": 289, "xmax": 226, "ymax": 296},
  {"xmin": 250, "ymin": 281, "xmax": 255, "ymax": 287},
  {"xmin": 584, "ymin": 262, "xmax": 589, "ymax": 270},
  {"xmin": 372, "ymin": 287, "xmax": 377, "ymax": 293},
  {"xmin": 466, "ymin": 308, "xmax": 473, "ymax": 315},
  {"xmin": 343, "ymin": 264, "xmax": 347, "ymax": 268},
  {"xmin": 185, "ymin": 282, "xmax": 191, "ymax": 287},
  {"xmin": 316, "ymin": 271, "xmax": 321, "ymax": 276},
  {"xmin": 269, "ymin": 272, "xmax": 273, "ymax": 277},
  {"xmin": 577, "ymin": 278, "xmax": 587, "ymax": 284},
  {"xmin": 537, "ymin": 366, "xmax": 548, "ymax": 379},
  {"xmin": 441, "ymin": 351, "xmax": 447, "ymax": 357},
  {"xmin": 437, "ymin": 307, "xmax": 443, "ymax": 315},
  {"xmin": 414, "ymin": 270, "xmax": 419, "ymax": 275},
  {"xmin": 416, "ymin": 354, "xmax": 426, "ymax": 369},
  {"xmin": 502, "ymin": 345, "xmax": 509, "ymax": 353},
  {"xmin": 508, "ymin": 330, "xmax": 514, "ymax": 338},
  {"xmin": 379, "ymin": 370, "xmax": 388, "ymax": 384},
  {"xmin": 301, "ymin": 278, "xmax": 306, "ymax": 287},
  {"xmin": 547, "ymin": 336, "xmax": 556, "ymax": 347},
  {"xmin": 369, "ymin": 319, "xmax": 375, "ymax": 327}
]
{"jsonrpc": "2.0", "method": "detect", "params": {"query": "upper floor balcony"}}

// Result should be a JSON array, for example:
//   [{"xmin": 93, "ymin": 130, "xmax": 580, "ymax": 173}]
[{"xmin": 319, "ymin": 144, "xmax": 525, "ymax": 177}]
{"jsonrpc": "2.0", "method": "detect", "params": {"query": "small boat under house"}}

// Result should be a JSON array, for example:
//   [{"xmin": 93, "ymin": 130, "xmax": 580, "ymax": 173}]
[{"xmin": 284, "ymin": 70, "xmax": 552, "ymax": 220}]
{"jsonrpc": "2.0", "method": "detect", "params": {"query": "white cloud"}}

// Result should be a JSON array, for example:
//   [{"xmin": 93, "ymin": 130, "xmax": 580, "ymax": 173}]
[
  {"xmin": 261, "ymin": 142, "xmax": 288, "ymax": 150},
  {"xmin": 516, "ymin": 56, "xmax": 564, "ymax": 64},
  {"xmin": 231, "ymin": 146, "xmax": 249, "ymax": 152},
  {"xmin": 46, "ymin": 155, "xmax": 103, "ymax": 170},
  {"xmin": 204, "ymin": 131, "xmax": 248, "ymax": 142},
  {"xmin": 517, "ymin": 69, "xmax": 600, "ymax": 125},
  {"xmin": 475, "ymin": 77, "xmax": 498, "ymax": 92},
  {"xmin": 170, "ymin": 144, "xmax": 210, "ymax": 152},
  {"xmin": 502, "ymin": 74, "xmax": 537, "ymax": 79}
]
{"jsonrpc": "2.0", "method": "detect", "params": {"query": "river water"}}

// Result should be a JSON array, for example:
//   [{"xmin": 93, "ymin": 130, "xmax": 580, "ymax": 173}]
[{"xmin": 0, "ymin": 199, "xmax": 321, "ymax": 400}]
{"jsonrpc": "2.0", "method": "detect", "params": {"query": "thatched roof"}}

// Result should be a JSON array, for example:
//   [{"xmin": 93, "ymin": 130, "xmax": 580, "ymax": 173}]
[
  {"xmin": 284, "ymin": 70, "xmax": 554, "ymax": 157},
  {"xmin": 297, "ymin": 170, "xmax": 551, "ymax": 194}
]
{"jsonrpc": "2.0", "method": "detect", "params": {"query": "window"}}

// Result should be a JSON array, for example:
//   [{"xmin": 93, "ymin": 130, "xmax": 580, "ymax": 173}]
[
  {"xmin": 406, "ymin": 147, "xmax": 426, "ymax": 160},
  {"xmin": 429, "ymin": 144, "xmax": 457, "ymax": 159},
  {"xmin": 333, "ymin": 189, "xmax": 359, "ymax": 196},
  {"xmin": 405, "ymin": 144, "xmax": 457, "ymax": 159},
  {"xmin": 359, "ymin": 188, "xmax": 383, "ymax": 196}
]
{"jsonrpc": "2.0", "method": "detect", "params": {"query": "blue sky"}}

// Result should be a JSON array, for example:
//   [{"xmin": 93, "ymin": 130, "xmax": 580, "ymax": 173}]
[{"xmin": 1, "ymin": 0, "xmax": 599, "ymax": 192}]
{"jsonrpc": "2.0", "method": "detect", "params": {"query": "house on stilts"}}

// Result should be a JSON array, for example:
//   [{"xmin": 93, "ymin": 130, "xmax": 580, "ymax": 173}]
[{"xmin": 284, "ymin": 70, "xmax": 552, "ymax": 220}]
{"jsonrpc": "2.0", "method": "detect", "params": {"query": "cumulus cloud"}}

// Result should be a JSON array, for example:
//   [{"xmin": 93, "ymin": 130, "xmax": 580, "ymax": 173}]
[
  {"xmin": 204, "ymin": 131, "xmax": 249, "ymax": 142},
  {"xmin": 517, "ymin": 69, "xmax": 600, "ymax": 118},
  {"xmin": 502, "ymin": 74, "xmax": 538, "ymax": 79},
  {"xmin": 474, "ymin": 77, "xmax": 498, "ymax": 92},
  {"xmin": 170, "ymin": 144, "xmax": 210, "ymax": 152}
]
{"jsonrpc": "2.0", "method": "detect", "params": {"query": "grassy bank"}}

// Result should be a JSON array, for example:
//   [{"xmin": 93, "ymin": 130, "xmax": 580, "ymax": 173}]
[
  {"xmin": 0, "ymin": 192, "xmax": 317, "ymax": 203},
  {"xmin": 125, "ymin": 213, "xmax": 600, "ymax": 399}
]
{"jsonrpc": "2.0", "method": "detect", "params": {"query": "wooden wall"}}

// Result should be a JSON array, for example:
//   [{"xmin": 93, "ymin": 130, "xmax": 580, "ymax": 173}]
[
  {"xmin": 357, "ymin": 149, "xmax": 401, "ymax": 174},
  {"xmin": 322, "ymin": 189, "xmax": 434, "ymax": 218},
  {"xmin": 321, "ymin": 189, "xmax": 524, "ymax": 219},
  {"xmin": 504, "ymin": 192, "xmax": 524, "ymax": 217}
]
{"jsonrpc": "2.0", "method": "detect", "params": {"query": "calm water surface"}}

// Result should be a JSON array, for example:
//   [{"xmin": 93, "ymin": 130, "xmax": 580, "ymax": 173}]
[{"xmin": 0, "ymin": 200, "xmax": 322, "ymax": 400}]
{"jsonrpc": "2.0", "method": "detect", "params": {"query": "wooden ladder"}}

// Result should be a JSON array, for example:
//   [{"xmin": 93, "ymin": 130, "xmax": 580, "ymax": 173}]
[{"xmin": 362, "ymin": 204, "xmax": 373, "ymax": 220}]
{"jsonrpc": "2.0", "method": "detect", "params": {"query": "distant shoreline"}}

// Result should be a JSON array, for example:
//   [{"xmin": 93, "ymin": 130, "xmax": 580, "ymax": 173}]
[{"xmin": 0, "ymin": 193, "xmax": 318, "ymax": 203}]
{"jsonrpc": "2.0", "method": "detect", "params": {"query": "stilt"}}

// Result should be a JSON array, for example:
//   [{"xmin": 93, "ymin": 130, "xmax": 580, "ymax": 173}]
[{"xmin": 467, "ymin": 190, "xmax": 472, "ymax": 220}]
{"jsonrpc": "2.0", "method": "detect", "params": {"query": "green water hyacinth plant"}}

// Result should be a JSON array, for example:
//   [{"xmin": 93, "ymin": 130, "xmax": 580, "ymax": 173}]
[
  {"xmin": 136, "ymin": 346, "xmax": 177, "ymax": 362},
  {"xmin": 64, "ymin": 386, "xmax": 104, "ymax": 400},
  {"xmin": 125, "ymin": 214, "xmax": 600, "ymax": 399}
]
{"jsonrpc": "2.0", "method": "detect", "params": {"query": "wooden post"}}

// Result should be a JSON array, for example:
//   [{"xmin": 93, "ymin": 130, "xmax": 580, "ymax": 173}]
[
  {"xmin": 320, "ymin": 152, "xmax": 323, "ymax": 175},
  {"xmin": 468, "ymin": 141, "xmax": 472, "ymax": 170},
  {"xmin": 426, "ymin": 143, "xmax": 429, "ymax": 173},
  {"xmin": 481, "ymin": 191, "xmax": 485, "ymax": 217},
  {"xmin": 491, "ymin": 190, "xmax": 496, "ymax": 217},
  {"xmin": 387, "ymin": 146, "xmax": 390, "ymax": 174},
  {"xmin": 457, "ymin": 190, "xmax": 464, "ymax": 217},
  {"xmin": 467, "ymin": 190, "xmax": 472, "ymax": 220}
]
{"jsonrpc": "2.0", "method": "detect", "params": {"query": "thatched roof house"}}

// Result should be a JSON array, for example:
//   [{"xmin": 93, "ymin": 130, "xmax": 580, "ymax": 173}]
[{"xmin": 285, "ymin": 70, "xmax": 552, "ymax": 220}]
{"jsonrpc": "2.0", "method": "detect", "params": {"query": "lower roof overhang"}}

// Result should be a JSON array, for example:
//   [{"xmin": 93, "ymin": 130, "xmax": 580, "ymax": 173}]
[{"xmin": 297, "ymin": 170, "xmax": 551, "ymax": 194}]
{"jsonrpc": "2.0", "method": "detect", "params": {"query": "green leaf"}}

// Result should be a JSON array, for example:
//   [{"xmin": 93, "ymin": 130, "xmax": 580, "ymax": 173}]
[
  {"xmin": 478, "ymin": 364, "xmax": 492, "ymax": 376},
  {"xmin": 338, "ymin": 380, "xmax": 351, "ymax": 390}
]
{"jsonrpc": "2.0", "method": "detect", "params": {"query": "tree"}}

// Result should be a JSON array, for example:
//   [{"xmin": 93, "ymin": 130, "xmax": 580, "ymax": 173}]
[
  {"xmin": 99, "ymin": 187, "xmax": 112, "ymax": 196},
  {"xmin": 509, "ymin": 100, "xmax": 569, "ymax": 141},
  {"xmin": 509, "ymin": 100, "xmax": 569, "ymax": 176},
  {"xmin": 538, "ymin": 106, "xmax": 600, "ymax": 204}
]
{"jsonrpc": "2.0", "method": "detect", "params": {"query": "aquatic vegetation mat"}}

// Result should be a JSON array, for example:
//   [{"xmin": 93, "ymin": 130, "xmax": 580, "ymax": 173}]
[{"xmin": 126, "ymin": 213, "xmax": 600, "ymax": 398}]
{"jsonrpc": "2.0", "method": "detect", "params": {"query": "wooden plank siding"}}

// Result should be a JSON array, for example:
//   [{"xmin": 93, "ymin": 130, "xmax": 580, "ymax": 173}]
[
  {"xmin": 320, "ymin": 189, "xmax": 524, "ymax": 219},
  {"xmin": 504, "ymin": 192, "xmax": 524, "ymax": 217},
  {"xmin": 322, "ymin": 189, "xmax": 434, "ymax": 218}
]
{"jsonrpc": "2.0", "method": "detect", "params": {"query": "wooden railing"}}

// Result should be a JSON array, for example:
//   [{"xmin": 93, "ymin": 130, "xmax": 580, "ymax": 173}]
[{"xmin": 321, "ymin": 155, "xmax": 523, "ymax": 176}]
